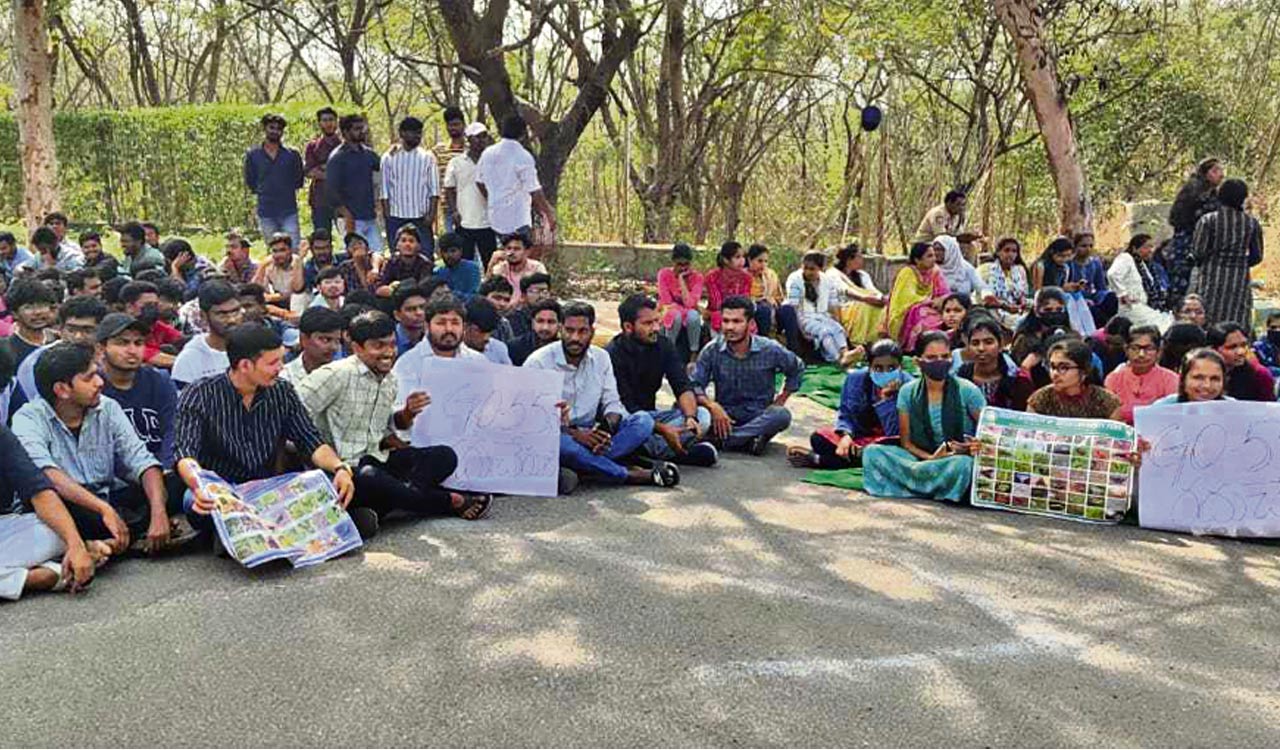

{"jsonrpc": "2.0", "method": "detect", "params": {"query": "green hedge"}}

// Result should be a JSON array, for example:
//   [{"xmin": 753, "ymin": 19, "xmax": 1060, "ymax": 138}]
[{"xmin": 0, "ymin": 103, "xmax": 357, "ymax": 230}]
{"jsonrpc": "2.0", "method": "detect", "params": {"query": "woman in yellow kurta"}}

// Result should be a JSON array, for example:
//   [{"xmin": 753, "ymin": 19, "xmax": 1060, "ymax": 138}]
[
  {"xmin": 887, "ymin": 241, "xmax": 951, "ymax": 352},
  {"xmin": 827, "ymin": 243, "xmax": 888, "ymax": 346}
]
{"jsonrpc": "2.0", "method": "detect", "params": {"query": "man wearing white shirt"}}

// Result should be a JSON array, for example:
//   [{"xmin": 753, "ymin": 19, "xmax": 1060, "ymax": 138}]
[
  {"xmin": 474, "ymin": 115, "xmax": 557, "ymax": 238},
  {"xmin": 444, "ymin": 122, "xmax": 497, "ymax": 267},
  {"xmin": 170, "ymin": 281, "xmax": 243, "ymax": 388},
  {"xmin": 525, "ymin": 301, "xmax": 679, "ymax": 489},
  {"xmin": 380, "ymin": 116, "xmax": 439, "ymax": 259},
  {"xmin": 392, "ymin": 296, "xmax": 485, "ymax": 394}
]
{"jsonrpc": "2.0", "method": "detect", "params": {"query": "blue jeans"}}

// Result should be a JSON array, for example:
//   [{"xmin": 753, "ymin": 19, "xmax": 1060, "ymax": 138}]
[
  {"xmin": 723, "ymin": 405, "xmax": 792, "ymax": 451},
  {"xmin": 560, "ymin": 412, "xmax": 655, "ymax": 483},
  {"xmin": 643, "ymin": 407, "xmax": 712, "ymax": 460},
  {"xmin": 386, "ymin": 216, "xmax": 434, "ymax": 260},
  {"xmin": 258, "ymin": 213, "xmax": 301, "ymax": 248}
]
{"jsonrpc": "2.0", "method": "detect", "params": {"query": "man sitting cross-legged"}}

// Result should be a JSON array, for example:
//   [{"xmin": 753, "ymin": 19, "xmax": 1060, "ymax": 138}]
[
  {"xmin": 509, "ymin": 298, "xmax": 562, "ymax": 366},
  {"xmin": 98, "ymin": 313, "xmax": 178, "ymax": 468},
  {"xmin": 171, "ymin": 280, "xmax": 245, "ymax": 388},
  {"xmin": 392, "ymin": 294, "xmax": 486, "ymax": 380},
  {"xmin": 0, "ymin": 422, "xmax": 108, "ymax": 600},
  {"xmin": 526, "ymin": 301, "xmax": 680, "ymax": 491},
  {"xmin": 173, "ymin": 324, "xmax": 357, "ymax": 544},
  {"xmin": 12, "ymin": 342, "xmax": 181, "ymax": 555},
  {"xmin": 691, "ymin": 295, "xmax": 804, "ymax": 455},
  {"xmin": 296, "ymin": 310, "xmax": 491, "ymax": 537},
  {"xmin": 281, "ymin": 306, "xmax": 345, "ymax": 383},
  {"xmin": 606, "ymin": 294, "xmax": 717, "ymax": 468}
]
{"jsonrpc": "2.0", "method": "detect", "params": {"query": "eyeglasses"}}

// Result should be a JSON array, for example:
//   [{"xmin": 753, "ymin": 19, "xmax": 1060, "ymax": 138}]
[
  {"xmin": 1048, "ymin": 363, "xmax": 1080, "ymax": 374},
  {"xmin": 1126, "ymin": 344, "xmax": 1158, "ymax": 353}
]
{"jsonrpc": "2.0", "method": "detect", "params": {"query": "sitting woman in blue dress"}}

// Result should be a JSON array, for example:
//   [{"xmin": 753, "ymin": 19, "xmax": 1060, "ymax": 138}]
[
  {"xmin": 863, "ymin": 331, "xmax": 987, "ymax": 502},
  {"xmin": 787, "ymin": 339, "xmax": 912, "ymax": 470}
]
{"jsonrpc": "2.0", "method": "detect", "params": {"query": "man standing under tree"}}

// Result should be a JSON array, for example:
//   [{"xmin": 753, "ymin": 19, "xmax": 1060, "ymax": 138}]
[
  {"xmin": 243, "ymin": 114, "xmax": 305, "ymax": 248},
  {"xmin": 381, "ymin": 117, "xmax": 439, "ymax": 260},
  {"xmin": 475, "ymin": 115, "xmax": 557, "ymax": 243},
  {"xmin": 433, "ymin": 106, "xmax": 468, "ymax": 233},
  {"xmin": 913, "ymin": 189, "xmax": 984, "ymax": 259},
  {"xmin": 444, "ymin": 122, "xmax": 496, "ymax": 266},
  {"xmin": 304, "ymin": 107, "xmax": 342, "ymax": 234},
  {"xmin": 327, "ymin": 114, "xmax": 383, "ymax": 255}
]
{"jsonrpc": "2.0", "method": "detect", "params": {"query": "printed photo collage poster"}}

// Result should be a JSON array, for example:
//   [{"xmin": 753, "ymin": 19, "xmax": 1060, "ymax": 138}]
[{"xmin": 971, "ymin": 407, "xmax": 1137, "ymax": 524}]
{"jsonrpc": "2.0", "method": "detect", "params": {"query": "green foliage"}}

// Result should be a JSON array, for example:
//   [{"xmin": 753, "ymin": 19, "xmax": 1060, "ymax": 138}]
[{"xmin": 0, "ymin": 102, "xmax": 356, "ymax": 229}]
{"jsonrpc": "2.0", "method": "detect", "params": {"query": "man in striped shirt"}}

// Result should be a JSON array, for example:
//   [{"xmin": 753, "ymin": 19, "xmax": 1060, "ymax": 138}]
[
  {"xmin": 381, "ymin": 117, "xmax": 439, "ymax": 260},
  {"xmin": 173, "ymin": 324, "xmax": 356, "ymax": 540}
]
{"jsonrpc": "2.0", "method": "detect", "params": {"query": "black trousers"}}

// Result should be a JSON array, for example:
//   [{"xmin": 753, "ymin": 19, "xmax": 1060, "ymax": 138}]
[
  {"xmin": 66, "ymin": 484, "xmax": 172, "ymax": 541},
  {"xmin": 354, "ymin": 446, "xmax": 459, "ymax": 517},
  {"xmin": 457, "ymin": 227, "xmax": 498, "ymax": 268}
]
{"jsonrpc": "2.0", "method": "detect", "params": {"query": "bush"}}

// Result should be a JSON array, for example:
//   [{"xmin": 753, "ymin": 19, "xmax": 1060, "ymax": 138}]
[{"xmin": 0, "ymin": 103, "xmax": 355, "ymax": 230}]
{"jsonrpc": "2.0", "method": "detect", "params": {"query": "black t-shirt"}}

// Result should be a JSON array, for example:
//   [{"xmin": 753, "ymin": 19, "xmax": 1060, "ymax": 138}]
[
  {"xmin": 0, "ymin": 422, "xmax": 54, "ymax": 513},
  {"xmin": 3, "ymin": 334, "xmax": 40, "ymax": 368}
]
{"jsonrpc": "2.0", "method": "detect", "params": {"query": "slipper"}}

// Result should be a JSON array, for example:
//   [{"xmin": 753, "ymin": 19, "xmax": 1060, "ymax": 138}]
[
  {"xmin": 651, "ymin": 461, "xmax": 680, "ymax": 488},
  {"xmin": 787, "ymin": 445, "xmax": 817, "ymax": 468},
  {"xmin": 456, "ymin": 493, "xmax": 493, "ymax": 521}
]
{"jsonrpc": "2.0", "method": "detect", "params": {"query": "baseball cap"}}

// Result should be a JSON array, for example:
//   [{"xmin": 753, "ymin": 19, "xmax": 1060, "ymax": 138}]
[
  {"xmin": 464, "ymin": 122, "xmax": 488, "ymax": 137},
  {"xmin": 97, "ymin": 313, "xmax": 150, "ymax": 343}
]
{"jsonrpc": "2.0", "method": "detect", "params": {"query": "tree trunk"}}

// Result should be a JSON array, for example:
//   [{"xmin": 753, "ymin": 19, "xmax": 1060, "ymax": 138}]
[
  {"xmin": 995, "ymin": 0, "xmax": 1092, "ymax": 234},
  {"xmin": 640, "ymin": 189, "xmax": 676, "ymax": 243},
  {"xmin": 722, "ymin": 180, "xmax": 744, "ymax": 240},
  {"xmin": 13, "ymin": 0, "xmax": 59, "ymax": 232},
  {"xmin": 119, "ymin": 0, "xmax": 163, "ymax": 105}
]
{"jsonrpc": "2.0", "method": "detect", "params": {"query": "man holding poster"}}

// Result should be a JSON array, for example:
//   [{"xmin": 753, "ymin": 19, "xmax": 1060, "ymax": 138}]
[{"xmin": 297, "ymin": 310, "xmax": 491, "ymax": 537}]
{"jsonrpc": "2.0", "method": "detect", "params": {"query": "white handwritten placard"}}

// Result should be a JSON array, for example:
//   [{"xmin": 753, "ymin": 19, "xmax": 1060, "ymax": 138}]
[
  {"xmin": 398, "ymin": 357, "xmax": 564, "ymax": 496},
  {"xmin": 1136, "ymin": 401, "xmax": 1280, "ymax": 537}
]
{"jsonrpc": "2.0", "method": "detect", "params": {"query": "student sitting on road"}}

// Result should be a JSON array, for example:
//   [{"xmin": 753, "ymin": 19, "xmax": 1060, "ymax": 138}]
[
  {"xmin": 690, "ymin": 295, "xmax": 804, "ymax": 455},
  {"xmin": 296, "ymin": 310, "xmax": 489, "ymax": 537},
  {"xmin": 171, "ymin": 280, "xmax": 245, "ymax": 388},
  {"xmin": 788, "ymin": 339, "xmax": 912, "ymax": 470},
  {"xmin": 282, "ymin": 307, "xmax": 345, "ymax": 384},
  {"xmin": 98, "ymin": 313, "xmax": 179, "ymax": 468},
  {"xmin": 463, "ymin": 296, "xmax": 512, "ymax": 365},
  {"xmin": 1026, "ymin": 337, "xmax": 1123, "ymax": 420},
  {"xmin": 1105, "ymin": 325, "xmax": 1179, "ymax": 425},
  {"xmin": 526, "ymin": 301, "xmax": 681, "ymax": 491},
  {"xmin": 606, "ymin": 294, "xmax": 717, "ymax": 467},
  {"xmin": 12, "ymin": 342, "xmax": 183, "ymax": 556},
  {"xmin": 505, "ymin": 271, "xmax": 552, "ymax": 339},
  {"xmin": 1208, "ymin": 321, "xmax": 1276, "ymax": 402},
  {"xmin": 477, "ymin": 276, "xmax": 516, "ymax": 342},
  {"xmin": 510, "ymin": 298, "xmax": 562, "ymax": 367}
]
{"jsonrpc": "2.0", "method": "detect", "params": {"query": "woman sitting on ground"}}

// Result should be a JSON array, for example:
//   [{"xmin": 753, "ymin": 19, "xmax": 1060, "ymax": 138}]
[
  {"xmin": 978, "ymin": 236, "xmax": 1031, "ymax": 329},
  {"xmin": 1151, "ymin": 348, "xmax": 1231, "ymax": 405},
  {"xmin": 788, "ymin": 339, "xmax": 911, "ymax": 470},
  {"xmin": 656, "ymin": 242, "xmax": 705, "ymax": 358},
  {"xmin": 705, "ymin": 241, "xmax": 752, "ymax": 335},
  {"xmin": 934, "ymin": 234, "xmax": 990, "ymax": 302},
  {"xmin": 1026, "ymin": 337, "xmax": 1123, "ymax": 420},
  {"xmin": 827, "ymin": 242, "xmax": 887, "ymax": 347},
  {"xmin": 1176, "ymin": 293, "xmax": 1207, "ymax": 329},
  {"xmin": 1106, "ymin": 233, "xmax": 1174, "ymax": 331},
  {"xmin": 1031, "ymin": 236, "xmax": 1096, "ymax": 335},
  {"xmin": 939, "ymin": 293, "xmax": 971, "ymax": 350},
  {"xmin": 1104, "ymin": 325, "xmax": 1179, "ymax": 424},
  {"xmin": 956, "ymin": 316, "xmax": 1035, "ymax": 411},
  {"xmin": 1088, "ymin": 315, "xmax": 1132, "ymax": 379},
  {"xmin": 785, "ymin": 252, "xmax": 858, "ymax": 366},
  {"xmin": 862, "ymin": 331, "xmax": 987, "ymax": 503},
  {"xmin": 745, "ymin": 243, "xmax": 788, "ymax": 338},
  {"xmin": 887, "ymin": 241, "xmax": 951, "ymax": 353}
]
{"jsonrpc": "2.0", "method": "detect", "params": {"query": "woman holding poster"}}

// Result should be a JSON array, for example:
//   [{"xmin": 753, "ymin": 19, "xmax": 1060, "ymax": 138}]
[
  {"xmin": 863, "ymin": 331, "xmax": 986, "ymax": 502},
  {"xmin": 1151, "ymin": 348, "xmax": 1230, "ymax": 405}
]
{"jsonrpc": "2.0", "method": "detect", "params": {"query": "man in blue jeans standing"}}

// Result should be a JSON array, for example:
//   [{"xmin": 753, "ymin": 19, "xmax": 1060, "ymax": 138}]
[
  {"xmin": 691, "ymin": 295, "xmax": 804, "ymax": 455},
  {"xmin": 326, "ymin": 113, "xmax": 384, "ymax": 255},
  {"xmin": 524, "ymin": 301, "xmax": 680, "ymax": 492},
  {"xmin": 243, "ymin": 113, "xmax": 304, "ymax": 248}
]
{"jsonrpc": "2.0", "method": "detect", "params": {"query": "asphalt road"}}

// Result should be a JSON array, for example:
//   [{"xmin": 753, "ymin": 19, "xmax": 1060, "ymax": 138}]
[{"xmin": 4, "ymin": 395, "xmax": 1280, "ymax": 747}]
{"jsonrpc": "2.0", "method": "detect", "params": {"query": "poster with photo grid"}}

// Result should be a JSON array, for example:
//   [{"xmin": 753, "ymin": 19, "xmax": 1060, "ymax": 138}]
[{"xmin": 971, "ymin": 407, "xmax": 1137, "ymax": 524}]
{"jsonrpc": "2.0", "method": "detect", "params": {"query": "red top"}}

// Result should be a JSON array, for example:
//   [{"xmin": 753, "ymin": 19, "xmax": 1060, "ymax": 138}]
[
  {"xmin": 304, "ymin": 133, "xmax": 342, "ymax": 208},
  {"xmin": 704, "ymin": 267, "xmax": 752, "ymax": 331},
  {"xmin": 144, "ymin": 321, "xmax": 183, "ymax": 363}
]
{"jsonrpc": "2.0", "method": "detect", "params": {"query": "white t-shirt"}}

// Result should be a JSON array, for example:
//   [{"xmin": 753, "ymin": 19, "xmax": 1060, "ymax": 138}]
[
  {"xmin": 171, "ymin": 334, "xmax": 229, "ymax": 387},
  {"xmin": 443, "ymin": 152, "xmax": 488, "ymax": 230},
  {"xmin": 474, "ymin": 139, "xmax": 540, "ymax": 234}
]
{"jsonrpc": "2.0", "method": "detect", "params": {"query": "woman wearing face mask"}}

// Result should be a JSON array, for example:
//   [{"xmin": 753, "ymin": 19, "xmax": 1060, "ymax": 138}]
[
  {"xmin": 978, "ymin": 236, "xmax": 1030, "ymax": 329},
  {"xmin": 705, "ymin": 241, "xmax": 752, "ymax": 334},
  {"xmin": 1106, "ymin": 234, "xmax": 1174, "ymax": 331},
  {"xmin": 788, "ymin": 339, "xmax": 911, "ymax": 469},
  {"xmin": 862, "ymin": 331, "xmax": 987, "ymax": 502},
  {"xmin": 1027, "ymin": 338, "xmax": 1123, "ymax": 420},
  {"xmin": 887, "ymin": 242, "xmax": 951, "ymax": 353},
  {"xmin": 1031, "ymin": 237, "xmax": 1096, "ymax": 335},
  {"xmin": 785, "ymin": 252, "xmax": 858, "ymax": 366},
  {"xmin": 1104, "ymin": 325, "xmax": 1178, "ymax": 424},
  {"xmin": 1012, "ymin": 287, "xmax": 1070, "ymax": 369},
  {"xmin": 1150, "ymin": 348, "xmax": 1231, "ymax": 405},
  {"xmin": 957, "ymin": 317, "xmax": 1034, "ymax": 411}
]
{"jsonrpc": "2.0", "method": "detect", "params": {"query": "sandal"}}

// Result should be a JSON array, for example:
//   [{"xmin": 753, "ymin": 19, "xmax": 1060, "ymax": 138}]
[
  {"xmin": 651, "ymin": 461, "xmax": 680, "ymax": 488},
  {"xmin": 787, "ymin": 445, "xmax": 817, "ymax": 468},
  {"xmin": 456, "ymin": 493, "xmax": 493, "ymax": 521}
]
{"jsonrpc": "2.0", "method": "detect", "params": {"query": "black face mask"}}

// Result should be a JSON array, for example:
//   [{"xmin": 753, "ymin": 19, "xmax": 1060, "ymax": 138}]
[{"xmin": 1040, "ymin": 311, "xmax": 1069, "ymax": 329}]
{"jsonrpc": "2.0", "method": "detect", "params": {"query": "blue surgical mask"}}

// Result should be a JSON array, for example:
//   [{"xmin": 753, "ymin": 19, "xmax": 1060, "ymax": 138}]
[{"xmin": 869, "ymin": 368, "xmax": 901, "ymax": 388}]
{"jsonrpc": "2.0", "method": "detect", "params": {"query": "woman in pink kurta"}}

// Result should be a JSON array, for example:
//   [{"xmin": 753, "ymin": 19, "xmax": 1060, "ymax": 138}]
[
  {"xmin": 1103, "ymin": 326, "xmax": 1179, "ymax": 424},
  {"xmin": 704, "ymin": 241, "xmax": 752, "ymax": 332},
  {"xmin": 656, "ymin": 243, "xmax": 705, "ymax": 359}
]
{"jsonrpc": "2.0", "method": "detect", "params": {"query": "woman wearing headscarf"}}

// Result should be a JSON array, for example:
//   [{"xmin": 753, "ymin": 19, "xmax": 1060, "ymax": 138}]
[
  {"xmin": 887, "ymin": 241, "xmax": 951, "ymax": 352},
  {"xmin": 933, "ymin": 235, "xmax": 987, "ymax": 300},
  {"xmin": 1167, "ymin": 158, "xmax": 1225, "ymax": 306},
  {"xmin": 862, "ymin": 331, "xmax": 987, "ymax": 503},
  {"xmin": 1106, "ymin": 233, "xmax": 1173, "ymax": 331},
  {"xmin": 1187, "ymin": 178, "xmax": 1263, "ymax": 327}
]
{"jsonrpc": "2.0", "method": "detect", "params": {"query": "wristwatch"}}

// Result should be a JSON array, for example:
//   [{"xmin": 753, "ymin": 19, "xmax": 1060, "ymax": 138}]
[{"xmin": 332, "ymin": 463, "xmax": 353, "ymax": 477}]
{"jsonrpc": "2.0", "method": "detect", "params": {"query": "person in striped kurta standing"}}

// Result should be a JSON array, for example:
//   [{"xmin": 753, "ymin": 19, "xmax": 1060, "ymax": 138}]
[
  {"xmin": 380, "ymin": 117, "xmax": 440, "ymax": 260},
  {"xmin": 1188, "ymin": 178, "xmax": 1263, "ymax": 328}
]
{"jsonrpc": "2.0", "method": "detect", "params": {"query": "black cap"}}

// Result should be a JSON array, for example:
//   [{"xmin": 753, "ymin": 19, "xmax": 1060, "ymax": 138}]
[{"xmin": 96, "ymin": 313, "xmax": 149, "ymax": 343}]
